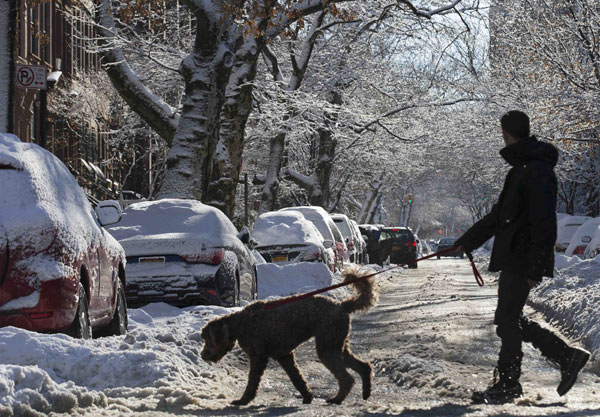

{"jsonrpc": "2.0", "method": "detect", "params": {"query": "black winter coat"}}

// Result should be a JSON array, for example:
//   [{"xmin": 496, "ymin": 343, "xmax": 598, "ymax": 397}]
[{"xmin": 455, "ymin": 137, "xmax": 558, "ymax": 282}]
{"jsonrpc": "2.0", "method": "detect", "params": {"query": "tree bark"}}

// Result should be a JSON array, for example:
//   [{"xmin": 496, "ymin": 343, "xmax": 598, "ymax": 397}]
[
  {"xmin": 208, "ymin": 36, "xmax": 262, "ymax": 217},
  {"xmin": 159, "ymin": 6, "xmax": 236, "ymax": 200}
]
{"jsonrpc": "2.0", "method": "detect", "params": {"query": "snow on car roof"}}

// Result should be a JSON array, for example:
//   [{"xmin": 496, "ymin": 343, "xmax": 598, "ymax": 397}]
[
  {"xmin": 107, "ymin": 199, "xmax": 243, "ymax": 254},
  {"xmin": 279, "ymin": 207, "xmax": 335, "ymax": 242},
  {"xmin": 0, "ymin": 133, "xmax": 124, "ymax": 273},
  {"xmin": 252, "ymin": 211, "xmax": 324, "ymax": 247},
  {"xmin": 557, "ymin": 215, "xmax": 592, "ymax": 243}
]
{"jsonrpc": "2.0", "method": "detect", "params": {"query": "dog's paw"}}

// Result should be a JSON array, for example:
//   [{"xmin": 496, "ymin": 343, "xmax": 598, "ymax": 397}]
[
  {"xmin": 231, "ymin": 398, "xmax": 251, "ymax": 406},
  {"xmin": 326, "ymin": 397, "xmax": 343, "ymax": 405},
  {"xmin": 302, "ymin": 395, "xmax": 313, "ymax": 404}
]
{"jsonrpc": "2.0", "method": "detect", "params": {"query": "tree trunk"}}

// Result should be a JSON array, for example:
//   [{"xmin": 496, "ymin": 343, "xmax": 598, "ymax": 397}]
[
  {"xmin": 208, "ymin": 36, "xmax": 262, "ymax": 217},
  {"xmin": 159, "ymin": 9, "xmax": 236, "ymax": 200},
  {"xmin": 259, "ymin": 131, "xmax": 287, "ymax": 214}
]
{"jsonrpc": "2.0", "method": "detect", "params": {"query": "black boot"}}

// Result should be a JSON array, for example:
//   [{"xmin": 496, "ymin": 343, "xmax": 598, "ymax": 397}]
[
  {"xmin": 557, "ymin": 347, "xmax": 590, "ymax": 396},
  {"xmin": 521, "ymin": 318, "xmax": 589, "ymax": 396},
  {"xmin": 472, "ymin": 354, "xmax": 523, "ymax": 404}
]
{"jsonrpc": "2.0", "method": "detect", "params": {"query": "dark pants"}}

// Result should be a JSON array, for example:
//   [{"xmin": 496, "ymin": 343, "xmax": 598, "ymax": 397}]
[{"xmin": 494, "ymin": 270, "xmax": 569, "ymax": 369}]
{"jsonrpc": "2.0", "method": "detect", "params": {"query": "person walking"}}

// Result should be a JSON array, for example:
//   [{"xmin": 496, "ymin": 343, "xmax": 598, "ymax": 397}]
[{"xmin": 455, "ymin": 110, "xmax": 589, "ymax": 404}]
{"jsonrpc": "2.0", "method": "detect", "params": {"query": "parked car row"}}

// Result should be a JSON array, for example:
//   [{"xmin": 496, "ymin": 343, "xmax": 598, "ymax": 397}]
[
  {"xmin": 557, "ymin": 214, "xmax": 600, "ymax": 259},
  {"xmin": 252, "ymin": 207, "xmax": 370, "ymax": 272}
]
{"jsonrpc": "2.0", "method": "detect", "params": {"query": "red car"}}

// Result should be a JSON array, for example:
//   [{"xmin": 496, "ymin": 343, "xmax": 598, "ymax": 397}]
[{"xmin": 0, "ymin": 134, "xmax": 127, "ymax": 338}]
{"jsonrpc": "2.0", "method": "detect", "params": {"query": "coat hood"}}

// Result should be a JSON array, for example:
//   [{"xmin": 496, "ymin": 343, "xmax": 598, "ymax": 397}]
[{"xmin": 500, "ymin": 136, "xmax": 559, "ymax": 168}]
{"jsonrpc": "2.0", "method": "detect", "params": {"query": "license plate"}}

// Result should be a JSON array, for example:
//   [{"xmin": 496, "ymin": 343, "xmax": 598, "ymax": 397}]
[
  {"xmin": 392, "ymin": 246, "xmax": 401, "ymax": 250},
  {"xmin": 272, "ymin": 255, "xmax": 288, "ymax": 262},
  {"xmin": 139, "ymin": 256, "xmax": 165, "ymax": 264}
]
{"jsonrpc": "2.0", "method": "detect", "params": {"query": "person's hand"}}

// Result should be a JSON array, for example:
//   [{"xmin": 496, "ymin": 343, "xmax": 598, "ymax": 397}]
[{"xmin": 528, "ymin": 279, "xmax": 540, "ymax": 289}]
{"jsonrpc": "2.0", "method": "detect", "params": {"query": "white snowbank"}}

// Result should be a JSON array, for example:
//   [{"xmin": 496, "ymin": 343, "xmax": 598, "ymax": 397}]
[
  {"xmin": 257, "ymin": 262, "xmax": 333, "ymax": 299},
  {"xmin": 529, "ymin": 254, "xmax": 600, "ymax": 374}
]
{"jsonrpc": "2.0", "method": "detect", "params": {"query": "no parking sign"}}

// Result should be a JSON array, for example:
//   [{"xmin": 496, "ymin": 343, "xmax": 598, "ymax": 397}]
[{"xmin": 15, "ymin": 65, "xmax": 47, "ymax": 90}]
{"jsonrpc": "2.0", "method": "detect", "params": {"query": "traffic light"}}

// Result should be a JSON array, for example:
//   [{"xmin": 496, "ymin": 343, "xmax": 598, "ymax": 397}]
[
  {"xmin": 483, "ymin": 197, "xmax": 488, "ymax": 201},
  {"xmin": 405, "ymin": 195, "xmax": 413, "ymax": 204}
]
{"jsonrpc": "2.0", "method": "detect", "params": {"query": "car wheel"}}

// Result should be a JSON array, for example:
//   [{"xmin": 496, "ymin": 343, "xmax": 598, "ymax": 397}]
[
  {"xmin": 460, "ymin": 254, "xmax": 464, "ymax": 259},
  {"xmin": 68, "ymin": 283, "xmax": 92, "ymax": 339},
  {"xmin": 96, "ymin": 281, "xmax": 128, "ymax": 337},
  {"xmin": 437, "ymin": 256, "xmax": 441, "ymax": 260},
  {"xmin": 223, "ymin": 275, "xmax": 240, "ymax": 307},
  {"xmin": 409, "ymin": 263, "xmax": 418, "ymax": 269}
]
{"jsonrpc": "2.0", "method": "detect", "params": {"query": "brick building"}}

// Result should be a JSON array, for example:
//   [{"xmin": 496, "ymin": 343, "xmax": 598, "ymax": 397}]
[{"xmin": 2, "ymin": 0, "xmax": 121, "ymax": 202}]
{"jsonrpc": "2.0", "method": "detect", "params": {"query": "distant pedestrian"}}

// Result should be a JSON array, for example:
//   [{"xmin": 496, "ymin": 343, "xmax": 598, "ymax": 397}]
[{"xmin": 456, "ymin": 110, "xmax": 589, "ymax": 404}]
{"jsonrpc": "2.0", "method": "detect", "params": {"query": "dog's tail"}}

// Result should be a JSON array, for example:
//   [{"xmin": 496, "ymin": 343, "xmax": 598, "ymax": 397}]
[{"xmin": 340, "ymin": 265, "xmax": 379, "ymax": 314}]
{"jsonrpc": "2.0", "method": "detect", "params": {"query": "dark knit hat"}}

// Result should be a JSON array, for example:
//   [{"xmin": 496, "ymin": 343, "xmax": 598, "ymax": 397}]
[{"xmin": 500, "ymin": 110, "xmax": 530, "ymax": 139}]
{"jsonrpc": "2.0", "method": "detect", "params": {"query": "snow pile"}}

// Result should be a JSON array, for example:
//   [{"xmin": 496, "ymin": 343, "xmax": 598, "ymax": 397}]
[
  {"xmin": 252, "ymin": 211, "xmax": 324, "ymax": 247},
  {"xmin": 257, "ymin": 262, "xmax": 333, "ymax": 299},
  {"xmin": 0, "ymin": 303, "xmax": 241, "ymax": 416},
  {"xmin": 529, "ymin": 254, "xmax": 600, "ymax": 373}
]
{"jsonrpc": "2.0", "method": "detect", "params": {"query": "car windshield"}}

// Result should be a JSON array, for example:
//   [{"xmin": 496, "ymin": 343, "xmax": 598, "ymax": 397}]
[
  {"xmin": 333, "ymin": 218, "xmax": 353, "ymax": 239},
  {"xmin": 381, "ymin": 229, "xmax": 413, "ymax": 242}
]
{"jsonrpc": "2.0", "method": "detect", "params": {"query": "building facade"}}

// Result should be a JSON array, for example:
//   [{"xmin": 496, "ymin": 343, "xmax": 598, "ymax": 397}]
[{"xmin": 4, "ymin": 0, "xmax": 121, "ymax": 202}]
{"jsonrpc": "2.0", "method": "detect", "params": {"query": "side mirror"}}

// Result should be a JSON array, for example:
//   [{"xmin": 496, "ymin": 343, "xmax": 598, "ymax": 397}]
[
  {"xmin": 237, "ymin": 226, "xmax": 251, "ymax": 244},
  {"xmin": 96, "ymin": 200, "xmax": 122, "ymax": 227},
  {"xmin": 323, "ymin": 240, "xmax": 334, "ymax": 249}
]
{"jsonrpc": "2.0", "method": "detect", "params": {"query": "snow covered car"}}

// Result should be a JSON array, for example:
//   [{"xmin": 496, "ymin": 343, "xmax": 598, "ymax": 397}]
[
  {"xmin": 350, "ymin": 219, "xmax": 367, "ymax": 263},
  {"xmin": 0, "ymin": 134, "xmax": 127, "ymax": 339},
  {"xmin": 331, "ymin": 214, "xmax": 363, "ymax": 264},
  {"xmin": 280, "ymin": 206, "xmax": 348, "ymax": 270},
  {"xmin": 565, "ymin": 218, "xmax": 600, "ymax": 257},
  {"xmin": 107, "ymin": 199, "xmax": 257, "ymax": 307},
  {"xmin": 251, "ymin": 211, "xmax": 335, "ymax": 271},
  {"xmin": 556, "ymin": 215, "xmax": 591, "ymax": 253}
]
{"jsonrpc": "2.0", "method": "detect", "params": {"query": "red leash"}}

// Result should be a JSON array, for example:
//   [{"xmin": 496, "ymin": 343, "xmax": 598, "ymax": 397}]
[{"xmin": 264, "ymin": 246, "xmax": 484, "ymax": 309}]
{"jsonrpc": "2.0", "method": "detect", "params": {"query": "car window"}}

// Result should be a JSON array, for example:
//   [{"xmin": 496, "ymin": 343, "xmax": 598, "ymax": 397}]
[
  {"xmin": 333, "ymin": 218, "xmax": 353, "ymax": 238},
  {"xmin": 380, "ymin": 229, "xmax": 414, "ymax": 242}
]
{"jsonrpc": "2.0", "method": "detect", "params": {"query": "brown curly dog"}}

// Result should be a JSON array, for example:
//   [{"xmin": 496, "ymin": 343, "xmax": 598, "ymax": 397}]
[{"xmin": 200, "ymin": 265, "xmax": 379, "ymax": 405}]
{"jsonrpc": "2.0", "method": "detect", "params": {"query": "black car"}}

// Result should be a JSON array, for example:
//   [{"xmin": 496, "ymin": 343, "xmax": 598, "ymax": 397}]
[
  {"xmin": 436, "ymin": 237, "xmax": 464, "ymax": 259},
  {"xmin": 379, "ymin": 227, "xmax": 419, "ymax": 268}
]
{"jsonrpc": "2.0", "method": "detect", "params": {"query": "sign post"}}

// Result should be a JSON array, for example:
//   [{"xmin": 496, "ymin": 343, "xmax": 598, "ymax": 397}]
[
  {"xmin": 15, "ymin": 65, "xmax": 48, "ymax": 147},
  {"xmin": 15, "ymin": 65, "xmax": 47, "ymax": 90}
]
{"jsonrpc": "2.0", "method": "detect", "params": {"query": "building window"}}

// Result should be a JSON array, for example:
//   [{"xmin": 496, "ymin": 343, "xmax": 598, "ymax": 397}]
[{"xmin": 29, "ymin": 3, "xmax": 40, "ymax": 58}]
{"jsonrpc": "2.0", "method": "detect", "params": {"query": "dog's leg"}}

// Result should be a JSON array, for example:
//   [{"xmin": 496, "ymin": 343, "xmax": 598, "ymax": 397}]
[
  {"xmin": 343, "ymin": 346, "xmax": 372, "ymax": 400},
  {"xmin": 232, "ymin": 355, "xmax": 268, "ymax": 406},
  {"xmin": 317, "ymin": 350, "xmax": 354, "ymax": 404},
  {"xmin": 276, "ymin": 353, "xmax": 313, "ymax": 404}
]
